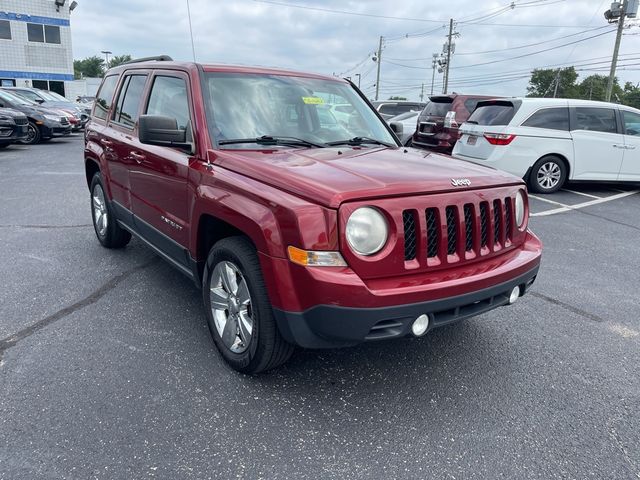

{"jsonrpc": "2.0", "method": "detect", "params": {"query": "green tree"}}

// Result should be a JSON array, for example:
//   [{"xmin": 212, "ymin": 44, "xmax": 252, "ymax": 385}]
[
  {"xmin": 526, "ymin": 67, "xmax": 578, "ymax": 98},
  {"xmin": 108, "ymin": 55, "xmax": 133, "ymax": 69},
  {"xmin": 622, "ymin": 81, "xmax": 640, "ymax": 109},
  {"xmin": 73, "ymin": 56, "xmax": 105, "ymax": 79},
  {"xmin": 575, "ymin": 74, "xmax": 623, "ymax": 102},
  {"xmin": 388, "ymin": 96, "xmax": 407, "ymax": 100}
]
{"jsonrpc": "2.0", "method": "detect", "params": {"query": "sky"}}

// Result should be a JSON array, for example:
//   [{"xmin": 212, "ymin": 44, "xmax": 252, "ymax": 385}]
[{"xmin": 69, "ymin": 0, "xmax": 640, "ymax": 101}]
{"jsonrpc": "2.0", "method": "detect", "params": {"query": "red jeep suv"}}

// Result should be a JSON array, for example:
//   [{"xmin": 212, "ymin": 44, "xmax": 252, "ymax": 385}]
[{"xmin": 84, "ymin": 56, "xmax": 542, "ymax": 373}]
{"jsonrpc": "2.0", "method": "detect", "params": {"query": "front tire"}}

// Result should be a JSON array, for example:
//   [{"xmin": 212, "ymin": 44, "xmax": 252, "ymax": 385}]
[
  {"xmin": 90, "ymin": 173, "xmax": 131, "ymax": 248},
  {"xmin": 528, "ymin": 155, "xmax": 567, "ymax": 193},
  {"xmin": 21, "ymin": 122, "xmax": 41, "ymax": 145},
  {"xmin": 203, "ymin": 237, "xmax": 294, "ymax": 374}
]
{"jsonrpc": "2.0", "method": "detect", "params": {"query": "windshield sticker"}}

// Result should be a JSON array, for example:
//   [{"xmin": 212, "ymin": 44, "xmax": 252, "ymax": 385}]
[{"xmin": 302, "ymin": 96, "xmax": 324, "ymax": 105}]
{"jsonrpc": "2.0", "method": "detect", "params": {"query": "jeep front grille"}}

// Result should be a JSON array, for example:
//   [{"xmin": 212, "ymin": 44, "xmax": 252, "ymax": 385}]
[{"xmin": 401, "ymin": 196, "xmax": 515, "ymax": 263}]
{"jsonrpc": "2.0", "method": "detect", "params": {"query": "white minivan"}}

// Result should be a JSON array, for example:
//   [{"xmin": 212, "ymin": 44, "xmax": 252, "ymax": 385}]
[{"xmin": 452, "ymin": 98, "xmax": 640, "ymax": 193}]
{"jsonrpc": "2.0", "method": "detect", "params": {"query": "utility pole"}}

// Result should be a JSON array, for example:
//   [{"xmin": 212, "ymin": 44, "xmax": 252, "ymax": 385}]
[
  {"xmin": 355, "ymin": 73, "xmax": 361, "ymax": 89},
  {"xmin": 443, "ymin": 18, "xmax": 454, "ymax": 94},
  {"xmin": 420, "ymin": 83, "xmax": 424, "ymax": 102},
  {"xmin": 374, "ymin": 36, "xmax": 383, "ymax": 101},
  {"xmin": 606, "ymin": 0, "xmax": 628, "ymax": 102},
  {"xmin": 553, "ymin": 69, "xmax": 561, "ymax": 98},
  {"xmin": 431, "ymin": 53, "xmax": 437, "ymax": 96}
]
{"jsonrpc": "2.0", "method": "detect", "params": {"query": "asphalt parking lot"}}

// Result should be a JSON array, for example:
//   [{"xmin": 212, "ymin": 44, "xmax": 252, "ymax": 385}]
[{"xmin": 1, "ymin": 136, "xmax": 639, "ymax": 479}]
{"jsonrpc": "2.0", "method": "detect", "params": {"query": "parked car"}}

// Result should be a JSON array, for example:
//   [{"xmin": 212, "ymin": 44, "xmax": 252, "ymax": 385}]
[
  {"xmin": 0, "ymin": 107, "xmax": 29, "ymax": 148},
  {"xmin": 0, "ymin": 89, "xmax": 71, "ymax": 144},
  {"xmin": 372, "ymin": 100, "xmax": 426, "ymax": 120},
  {"xmin": 2, "ymin": 87, "xmax": 88, "ymax": 130},
  {"xmin": 85, "ymin": 56, "xmax": 542, "ymax": 373},
  {"xmin": 453, "ymin": 98, "xmax": 640, "ymax": 193},
  {"xmin": 412, "ymin": 94, "xmax": 495, "ymax": 153},
  {"xmin": 388, "ymin": 110, "xmax": 420, "ymax": 146}
]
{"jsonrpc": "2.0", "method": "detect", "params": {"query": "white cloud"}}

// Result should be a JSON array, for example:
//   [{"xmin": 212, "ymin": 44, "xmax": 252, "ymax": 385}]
[{"xmin": 70, "ymin": 0, "xmax": 640, "ymax": 100}]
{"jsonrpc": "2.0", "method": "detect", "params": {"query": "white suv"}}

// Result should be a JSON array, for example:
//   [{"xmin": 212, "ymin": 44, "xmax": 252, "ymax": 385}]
[{"xmin": 452, "ymin": 98, "xmax": 640, "ymax": 193}]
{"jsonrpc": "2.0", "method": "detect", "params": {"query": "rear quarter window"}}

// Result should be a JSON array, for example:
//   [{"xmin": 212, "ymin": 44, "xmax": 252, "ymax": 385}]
[
  {"xmin": 573, "ymin": 107, "xmax": 617, "ymax": 133},
  {"xmin": 467, "ymin": 103, "xmax": 516, "ymax": 126},
  {"xmin": 522, "ymin": 107, "xmax": 569, "ymax": 131},
  {"xmin": 94, "ymin": 75, "xmax": 119, "ymax": 121}
]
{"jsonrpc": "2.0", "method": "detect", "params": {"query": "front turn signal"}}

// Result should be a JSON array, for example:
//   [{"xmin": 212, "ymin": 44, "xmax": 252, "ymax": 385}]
[{"xmin": 287, "ymin": 246, "xmax": 347, "ymax": 267}]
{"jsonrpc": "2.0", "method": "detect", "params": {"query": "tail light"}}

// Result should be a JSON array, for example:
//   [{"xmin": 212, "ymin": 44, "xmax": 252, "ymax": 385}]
[
  {"xmin": 483, "ymin": 133, "xmax": 516, "ymax": 146},
  {"xmin": 444, "ymin": 110, "xmax": 458, "ymax": 129}
]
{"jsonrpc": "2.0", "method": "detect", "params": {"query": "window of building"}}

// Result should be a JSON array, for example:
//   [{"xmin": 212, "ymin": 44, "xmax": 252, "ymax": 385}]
[
  {"xmin": 94, "ymin": 75, "xmax": 119, "ymax": 121},
  {"xmin": 0, "ymin": 79, "xmax": 16, "ymax": 87},
  {"xmin": 112, "ymin": 75, "xmax": 147, "ymax": 128},
  {"xmin": 522, "ymin": 107, "xmax": 570, "ymax": 131},
  {"xmin": 27, "ymin": 23, "xmax": 61, "ymax": 44},
  {"xmin": 574, "ymin": 107, "xmax": 617, "ymax": 133},
  {"xmin": 0, "ymin": 20, "xmax": 11, "ymax": 40}
]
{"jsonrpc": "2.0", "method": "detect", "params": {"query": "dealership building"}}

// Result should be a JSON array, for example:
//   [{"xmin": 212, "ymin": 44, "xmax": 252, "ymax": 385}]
[{"xmin": 0, "ymin": 0, "xmax": 76, "ymax": 96}]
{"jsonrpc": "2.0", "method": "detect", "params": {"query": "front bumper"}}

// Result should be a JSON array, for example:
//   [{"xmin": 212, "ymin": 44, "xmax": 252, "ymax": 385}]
[
  {"xmin": 265, "ymin": 230, "xmax": 542, "ymax": 348},
  {"xmin": 0, "ymin": 123, "xmax": 29, "ymax": 143},
  {"xmin": 41, "ymin": 120, "xmax": 72, "ymax": 137},
  {"xmin": 274, "ymin": 265, "xmax": 538, "ymax": 348}
]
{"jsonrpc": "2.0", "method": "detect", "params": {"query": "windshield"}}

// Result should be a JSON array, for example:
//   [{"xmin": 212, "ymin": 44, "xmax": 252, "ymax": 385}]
[
  {"xmin": 204, "ymin": 72, "xmax": 397, "ymax": 148},
  {"xmin": 43, "ymin": 91, "xmax": 70, "ymax": 102},
  {"xmin": 0, "ymin": 89, "xmax": 36, "ymax": 106}
]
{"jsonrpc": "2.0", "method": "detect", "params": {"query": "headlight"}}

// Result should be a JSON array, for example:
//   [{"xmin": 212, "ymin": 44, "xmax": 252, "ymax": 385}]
[
  {"xmin": 515, "ymin": 190, "xmax": 526, "ymax": 229},
  {"xmin": 43, "ymin": 114, "xmax": 62, "ymax": 122},
  {"xmin": 346, "ymin": 207, "xmax": 388, "ymax": 256}
]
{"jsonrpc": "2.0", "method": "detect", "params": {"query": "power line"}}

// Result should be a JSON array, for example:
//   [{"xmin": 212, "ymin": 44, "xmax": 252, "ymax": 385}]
[
  {"xmin": 455, "ymin": 25, "xmax": 612, "ymax": 55},
  {"xmin": 252, "ymin": 0, "xmax": 446, "ymax": 23},
  {"xmin": 452, "ymin": 29, "xmax": 615, "ymax": 69}
]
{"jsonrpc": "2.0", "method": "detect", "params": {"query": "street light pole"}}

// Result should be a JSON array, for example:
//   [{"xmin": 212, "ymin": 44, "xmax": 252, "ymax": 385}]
[{"xmin": 101, "ymin": 50, "xmax": 112, "ymax": 68}]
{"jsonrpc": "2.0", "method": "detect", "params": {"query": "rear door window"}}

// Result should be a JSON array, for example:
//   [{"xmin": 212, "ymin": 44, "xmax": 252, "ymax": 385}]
[
  {"xmin": 522, "ymin": 107, "xmax": 569, "ymax": 131},
  {"xmin": 573, "ymin": 107, "xmax": 617, "ymax": 133},
  {"xmin": 622, "ymin": 110, "xmax": 640, "ymax": 136},
  {"xmin": 94, "ymin": 75, "xmax": 119, "ymax": 121},
  {"xmin": 423, "ymin": 101, "xmax": 452, "ymax": 117},
  {"xmin": 467, "ymin": 103, "xmax": 516, "ymax": 126},
  {"xmin": 112, "ymin": 74, "xmax": 148, "ymax": 128}
]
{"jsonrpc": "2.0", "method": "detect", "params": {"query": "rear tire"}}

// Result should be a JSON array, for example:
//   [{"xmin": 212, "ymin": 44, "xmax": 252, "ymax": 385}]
[
  {"xmin": 90, "ymin": 173, "xmax": 131, "ymax": 248},
  {"xmin": 203, "ymin": 236, "xmax": 294, "ymax": 374},
  {"xmin": 528, "ymin": 155, "xmax": 567, "ymax": 194}
]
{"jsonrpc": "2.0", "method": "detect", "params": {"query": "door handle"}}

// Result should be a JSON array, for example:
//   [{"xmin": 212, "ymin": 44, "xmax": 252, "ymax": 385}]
[
  {"xmin": 613, "ymin": 144, "xmax": 625, "ymax": 149},
  {"xmin": 129, "ymin": 151, "xmax": 146, "ymax": 163},
  {"xmin": 626, "ymin": 145, "xmax": 636, "ymax": 150}
]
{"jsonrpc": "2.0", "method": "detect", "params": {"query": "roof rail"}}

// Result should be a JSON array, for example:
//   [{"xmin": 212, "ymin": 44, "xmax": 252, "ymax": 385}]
[{"xmin": 120, "ymin": 55, "xmax": 173, "ymax": 65}]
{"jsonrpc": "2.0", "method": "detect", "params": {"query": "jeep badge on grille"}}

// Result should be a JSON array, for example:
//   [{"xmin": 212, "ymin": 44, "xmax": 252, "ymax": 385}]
[{"xmin": 451, "ymin": 178, "xmax": 471, "ymax": 187}]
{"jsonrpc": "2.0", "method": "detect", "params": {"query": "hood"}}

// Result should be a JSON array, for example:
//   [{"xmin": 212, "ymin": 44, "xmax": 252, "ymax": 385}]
[
  {"xmin": 0, "ymin": 107, "xmax": 27, "ymax": 120},
  {"xmin": 209, "ymin": 146, "xmax": 523, "ymax": 208}
]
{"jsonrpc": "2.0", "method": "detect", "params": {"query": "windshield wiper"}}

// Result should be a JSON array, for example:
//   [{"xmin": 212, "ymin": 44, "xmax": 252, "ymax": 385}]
[
  {"xmin": 326, "ymin": 137, "xmax": 395, "ymax": 148},
  {"xmin": 218, "ymin": 135, "xmax": 325, "ymax": 148}
]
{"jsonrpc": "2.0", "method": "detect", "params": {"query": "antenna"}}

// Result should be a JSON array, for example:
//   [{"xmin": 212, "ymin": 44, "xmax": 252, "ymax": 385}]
[{"xmin": 186, "ymin": 0, "xmax": 197, "ymax": 62}]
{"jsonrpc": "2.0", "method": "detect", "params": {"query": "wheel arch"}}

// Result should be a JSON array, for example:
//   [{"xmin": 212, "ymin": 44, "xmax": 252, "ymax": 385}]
[{"xmin": 85, "ymin": 158, "xmax": 100, "ymax": 188}]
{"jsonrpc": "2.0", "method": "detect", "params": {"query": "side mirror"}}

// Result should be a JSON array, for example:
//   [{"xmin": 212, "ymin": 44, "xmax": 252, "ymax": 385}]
[
  {"xmin": 138, "ymin": 115, "xmax": 191, "ymax": 150},
  {"xmin": 35, "ymin": 98, "xmax": 45, "ymax": 104},
  {"xmin": 389, "ymin": 121, "xmax": 403, "ymax": 136}
]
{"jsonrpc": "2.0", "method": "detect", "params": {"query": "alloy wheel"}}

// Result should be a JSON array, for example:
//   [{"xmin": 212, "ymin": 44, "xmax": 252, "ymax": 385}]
[
  {"xmin": 537, "ymin": 161, "xmax": 561, "ymax": 190},
  {"xmin": 92, "ymin": 184, "xmax": 108, "ymax": 237},
  {"xmin": 209, "ymin": 261, "xmax": 254, "ymax": 354}
]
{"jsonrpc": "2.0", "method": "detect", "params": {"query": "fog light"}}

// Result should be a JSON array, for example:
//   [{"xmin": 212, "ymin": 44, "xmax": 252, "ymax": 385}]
[
  {"xmin": 412, "ymin": 314, "xmax": 430, "ymax": 336},
  {"xmin": 509, "ymin": 286, "xmax": 521, "ymax": 304}
]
